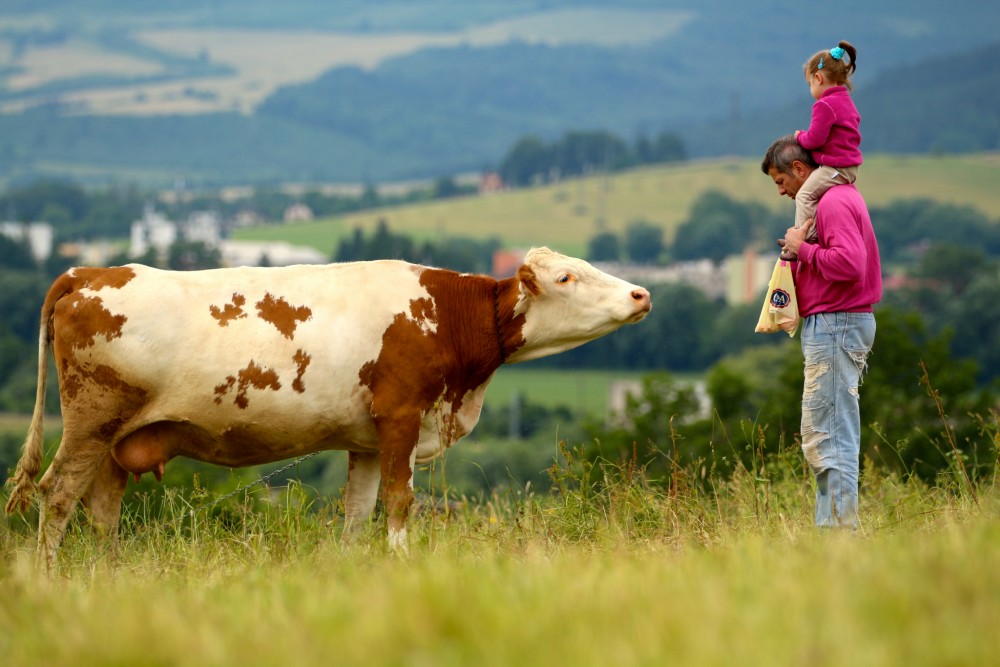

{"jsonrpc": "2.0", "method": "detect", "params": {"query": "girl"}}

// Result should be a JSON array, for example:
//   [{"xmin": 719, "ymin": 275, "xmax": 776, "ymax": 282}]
[{"xmin": 785, "ymin": 40, "xmax": 861, "ymax": 260}]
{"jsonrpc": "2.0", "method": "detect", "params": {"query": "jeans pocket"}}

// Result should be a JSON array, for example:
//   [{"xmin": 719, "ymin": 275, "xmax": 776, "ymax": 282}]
[{"xmin": 840, "ymin": 314, "xmax": 876, "ymax": 374}]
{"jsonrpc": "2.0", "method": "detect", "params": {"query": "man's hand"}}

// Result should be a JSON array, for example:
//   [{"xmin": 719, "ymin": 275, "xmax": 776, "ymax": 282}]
[{"xmin": 779, "ymin": 218, "xmax": 814, "ymax": 255}]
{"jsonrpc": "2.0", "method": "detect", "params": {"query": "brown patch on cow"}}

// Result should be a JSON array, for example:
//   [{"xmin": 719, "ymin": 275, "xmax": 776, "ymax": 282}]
[
  {"xmin": 358, "ymin": 269, "xmax": 527, "ymax": 453},
  {"xmin": 255, "ymin": 293, "xmax": 312, "ymax": 339},
  {"xmin": 355, "ymin": 267, "xmax": 530, "ymax": 535},
  {"xmin": 292, "ymin": 349, "xmax": 311, "ymax": 393},
  {"xmin": 59, "ymin": 292, "xmax": 128, "ymax": 351},
  {"xmin": 214, "ymin": 360, "xmax": 282, "ymax": 409},
  {"xmin": 98, "ymin": 416, "xmax": 128, "ymax": 441},
  {"xmin": 59, "ymin": 360, "xmax": 148, "ymax": 407},
  {"xmin": 209, "ymin": 293, "xmax": 248, "ymax": 326},
  {"xmin": 71, "ymin": 266, "xmax": 137, "ymax": 291},
  {"xmin": 410, "ymin": 297, "xmax": 435, "ymax": 323},
  {"xmin": 213, "ymin": 376, "xmax": 237, "ymax": 404},
  {"xmin": 89, "ymin": 364, "xmax": 146, "ymax": 398},
  {"xmin": 60, "ymin": 359, "xmax": 85, "ymax": 402}
]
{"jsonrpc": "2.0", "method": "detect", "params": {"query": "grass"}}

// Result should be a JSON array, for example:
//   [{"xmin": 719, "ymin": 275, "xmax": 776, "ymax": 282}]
[
  {"xmin": 232, "ymin": 153, "xmax": 1000, "ymax": 257},
  {"xmin": 2, "ymin": 368, "xmax": 998, "ymax": 666},
  {"xmin": 2, "ymin": 440, "xmax": 998, "ymax": 666}
]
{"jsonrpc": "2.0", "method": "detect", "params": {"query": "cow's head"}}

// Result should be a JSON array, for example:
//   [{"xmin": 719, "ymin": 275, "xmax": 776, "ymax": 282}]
[{"xmin": 507, "ymin": 247, "xmax": 651, "ymax": 363}]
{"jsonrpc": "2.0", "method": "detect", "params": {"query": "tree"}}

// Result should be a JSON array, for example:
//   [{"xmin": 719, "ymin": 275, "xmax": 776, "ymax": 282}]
[
  {"xmin": 0, "ymin": 179, "xmax": 87, "ymax": 223},
  {"xmin": 672, "ymin": 191, "xmax": 781, "ymax": 263},
  {"xmin": 499, "ymin": 136, "xmax": 550, "ymax": 187},
  {"xmin": 587, "ymin": 231, "xmax": 621, "ymax": 262},
  {"xmin": 365, "ymin": 218, "xmax": 414, "ymax": 260},
  {"xmin": 433, "ymin": 176, "xmax": 461, "ymax": 199},
  {"xmin": 859, "ymin": 306, "xmax": 990, "ymax": 481},
  {"xmin": 167, "ymin": 241, "xmax": 221, "ymax": 271},
  {"xmin": 950, "ymin": 273, "xmax": 1000, "ymax": 381},
  {"xmin": 554, "ymin": 130, "xmax": 630, "ymax": 177},
  {"xmin": 623, "ymin": 220, "xmax": 663, "ymax": 264},
  {"xmin": 0, "ymin": 235, "xmax": 36, "ymax": 270},
  {"xmin": 652, "ymin": 131, "xmax": 686, "ymax": 163},
  {"xmin": 871, "ymin": 200, "xmax": 1000, "ymax": 263},
  {"xmin": 335, "ymin": 227, "xmax": 365, "ymax": 262},
  {"xmin": 912, "ymin": 243, "xmax": 993, "ymax": 295}
]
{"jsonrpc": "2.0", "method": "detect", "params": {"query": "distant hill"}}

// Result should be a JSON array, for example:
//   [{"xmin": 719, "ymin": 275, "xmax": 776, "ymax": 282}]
[
  {"xmin": 0, "ymin": 1, "xmax": 998, "ymax": 188},
  {"xmin": 231, "ymin": 154, "xmax": 1000, "ymax": 259}
]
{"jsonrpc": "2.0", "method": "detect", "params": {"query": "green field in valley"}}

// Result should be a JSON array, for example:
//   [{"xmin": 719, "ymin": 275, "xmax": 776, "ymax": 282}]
[
  {"xmin": 233, "ymin": 153, "xmax": 1000, "ymax": 257},
  {"xmin": 486, "ymin": 366, "xmax": 653, "ymax": 415}
]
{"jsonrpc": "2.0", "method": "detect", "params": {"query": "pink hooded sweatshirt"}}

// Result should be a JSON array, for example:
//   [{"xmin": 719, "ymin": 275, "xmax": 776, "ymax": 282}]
[{"xmin": 794, "ymin": 183, "xmax": 881, "ymax": 317}]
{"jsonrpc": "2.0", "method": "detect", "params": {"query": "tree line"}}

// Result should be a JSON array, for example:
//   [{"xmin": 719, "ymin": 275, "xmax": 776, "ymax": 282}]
[{"xmin": 498, "ymin": 129, "xmax": 685, "ymax": 187}]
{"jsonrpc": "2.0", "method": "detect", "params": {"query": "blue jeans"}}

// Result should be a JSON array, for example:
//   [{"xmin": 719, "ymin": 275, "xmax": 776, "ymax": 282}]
[{"xmin": 799, "ymin": 312, "xmax": 876, "ymax": 528}]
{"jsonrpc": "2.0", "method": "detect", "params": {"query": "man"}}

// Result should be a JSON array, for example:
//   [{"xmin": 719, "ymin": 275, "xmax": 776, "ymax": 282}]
[{"xmin": 761, "ymin": 135, "xmax": 882, "ymax": 528}]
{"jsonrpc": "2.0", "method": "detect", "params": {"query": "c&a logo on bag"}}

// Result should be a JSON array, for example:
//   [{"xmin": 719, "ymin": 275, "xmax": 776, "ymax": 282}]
[{"xmin": 770, "ymin": 289, "xmax": 791, "ymax": 309}]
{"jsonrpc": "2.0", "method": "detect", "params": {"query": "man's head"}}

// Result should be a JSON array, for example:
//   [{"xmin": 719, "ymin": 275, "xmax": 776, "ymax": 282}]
[{"xmin": 761, "ymin": 136, "xmax": 817, "ymax": 199}]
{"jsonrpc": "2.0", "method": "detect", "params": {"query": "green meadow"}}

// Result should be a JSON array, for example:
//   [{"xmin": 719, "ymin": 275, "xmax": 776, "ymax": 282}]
[
  {"xmin": 486, "ymin": 366, "xmax": 653, "ymax": 413},
  {"xmin": 233, "ymin": 153, "xmax": 1000, "ymax": 257},
  {"xmin": 2, "ymin": 450, "xmax": 998, "ymax": 667},
  {"xmin": 2, "ymin": 354, "xmax": 998, "ymax": 667}
]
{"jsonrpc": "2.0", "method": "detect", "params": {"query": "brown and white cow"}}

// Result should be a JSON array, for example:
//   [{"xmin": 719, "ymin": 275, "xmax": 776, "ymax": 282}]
[{"xmin": 5, "ymin": 247, "xmax": 650, "ymax": 567}]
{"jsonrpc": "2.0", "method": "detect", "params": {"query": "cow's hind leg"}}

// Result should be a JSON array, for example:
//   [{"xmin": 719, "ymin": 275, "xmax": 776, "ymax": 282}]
[
  {"xmin": 79, "ymin": 452, "xmax": 129, "ymax": 557},
  {"xmin": 35, "ymin": 434, "xmax": 112, "ymax": 572},
  {"xmin": 342, "ymin": 451, "xmax": 381, "ymax": 541}
]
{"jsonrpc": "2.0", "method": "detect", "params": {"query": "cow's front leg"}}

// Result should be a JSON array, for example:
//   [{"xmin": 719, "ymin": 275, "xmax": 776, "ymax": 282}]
[
  {"xmin": 375, "ymin": 417, "xmax": 419, "ymax": 554},
  {"xmin": 342, "ymin": 451, "xmax": 380, "ymax": 541}
]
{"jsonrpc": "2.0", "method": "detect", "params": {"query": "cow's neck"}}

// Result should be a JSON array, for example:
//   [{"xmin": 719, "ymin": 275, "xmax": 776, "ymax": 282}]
[
  {"xmin": 495, "ymin": 277, "xmax": 525, "ymax": 365},
  {"xmin": 492, "ymin": 282, "xmax": 507, "ymax": 364}
]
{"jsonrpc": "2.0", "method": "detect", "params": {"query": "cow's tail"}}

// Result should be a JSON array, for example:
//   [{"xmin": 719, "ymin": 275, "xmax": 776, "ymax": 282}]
[{"xmin": 5, "ymin": 276, "xmax": 66, "ymax": 515}]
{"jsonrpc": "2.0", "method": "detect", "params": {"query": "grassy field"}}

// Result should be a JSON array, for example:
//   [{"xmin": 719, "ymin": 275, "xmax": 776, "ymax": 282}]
[
  {"xmin": 233, "ymin": 153, "xmax": 1000, "ymax": 257},
  {"xmin": 485, "ymin": 366, "xmax": 656, "ymax": 414},
  {"xmin": 2, "ymin": 451, "xmax": 998, "ymax": 667}
]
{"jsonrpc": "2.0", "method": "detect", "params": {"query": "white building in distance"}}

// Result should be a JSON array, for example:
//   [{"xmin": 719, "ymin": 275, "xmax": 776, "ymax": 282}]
[
  {"xmin": 0, "ymin": 221, "xmax": 54, "ymax": 262},
  {"xmin": 130, "ymin": 206, "xmax": 222, "ymax": 259},
  {"xmin": 219, "ymin": 240, "xmax": 327, "ymax": 267}
]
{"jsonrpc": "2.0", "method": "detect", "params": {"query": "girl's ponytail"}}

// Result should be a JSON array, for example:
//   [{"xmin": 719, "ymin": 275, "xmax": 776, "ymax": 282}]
[{"xmin": 838, "ymin": 40, "xmax": 858, "ymax": 76}]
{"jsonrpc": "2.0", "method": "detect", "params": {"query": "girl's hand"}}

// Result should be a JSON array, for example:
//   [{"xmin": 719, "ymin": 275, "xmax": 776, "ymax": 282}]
[{"xmin": 794, "ymin": 130, "xmax": 801, "ymax": 140}]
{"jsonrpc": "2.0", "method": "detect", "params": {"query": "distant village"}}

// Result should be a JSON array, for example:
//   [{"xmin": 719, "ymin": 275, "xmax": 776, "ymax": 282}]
[{"xmin": 1, "ymin": 198, "xmax": 775, "ymax": 307}]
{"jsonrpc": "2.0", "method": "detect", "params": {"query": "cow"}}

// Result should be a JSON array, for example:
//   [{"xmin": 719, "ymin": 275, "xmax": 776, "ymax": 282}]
[{"xmin": 4, "ymin": 247, "xmax": 651, "ymax": 569}]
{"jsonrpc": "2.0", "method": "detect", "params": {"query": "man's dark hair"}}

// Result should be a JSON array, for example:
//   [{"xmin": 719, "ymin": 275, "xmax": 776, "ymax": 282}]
[{"xmin": 761, "ymin": 136, "xmax": 818, "ymax": 175}]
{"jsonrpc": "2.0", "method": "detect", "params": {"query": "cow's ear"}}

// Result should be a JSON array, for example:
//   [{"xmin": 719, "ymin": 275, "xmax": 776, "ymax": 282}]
[{"xmin": 517, "ymin": 264, "xmax": 541, "ymax": 297}]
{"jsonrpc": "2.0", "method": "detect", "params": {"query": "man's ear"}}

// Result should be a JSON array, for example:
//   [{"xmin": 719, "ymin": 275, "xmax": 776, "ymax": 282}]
[{"xmin": 517, "ymin": 264, "xmax": 541, "ymax": 297}]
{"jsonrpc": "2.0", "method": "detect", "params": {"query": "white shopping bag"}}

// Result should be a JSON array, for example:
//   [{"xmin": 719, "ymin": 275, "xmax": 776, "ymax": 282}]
[{"xmin": 754, "ymin": 258, "xmax": 799, "ymax": 337}]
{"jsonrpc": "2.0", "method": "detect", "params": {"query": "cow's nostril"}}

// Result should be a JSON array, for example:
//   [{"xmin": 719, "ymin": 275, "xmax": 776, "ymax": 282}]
[{"xmin": 632, "ymin": 288, "xmax": 650, "ymax": 302}]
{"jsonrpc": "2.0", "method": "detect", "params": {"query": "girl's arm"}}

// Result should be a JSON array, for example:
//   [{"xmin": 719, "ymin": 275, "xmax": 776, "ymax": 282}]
[{"xmin": 796, "ymin": 100, "xmax": 835, "ymax": 150}]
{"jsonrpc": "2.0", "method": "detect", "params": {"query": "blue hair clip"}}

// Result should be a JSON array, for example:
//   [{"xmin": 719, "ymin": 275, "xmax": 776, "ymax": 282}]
[
  {"xmin": 830, "ymin": 46, "xmax": 846, "ymax": 60},
  {"xmin": 817, "ymin": 57, "xmax": 824, "ymax": 70}
]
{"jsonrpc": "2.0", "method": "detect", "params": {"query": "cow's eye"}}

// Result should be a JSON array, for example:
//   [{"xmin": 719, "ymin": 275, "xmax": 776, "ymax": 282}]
[{"xmin": 557, "ymin": 274, "xmax": 572, "ymax": 284}]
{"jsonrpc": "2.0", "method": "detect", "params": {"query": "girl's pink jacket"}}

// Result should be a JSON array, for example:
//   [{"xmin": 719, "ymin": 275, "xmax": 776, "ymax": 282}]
[{"xmin": 796, "ymin": 86, "xmax": 862, "ymax": 168}]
